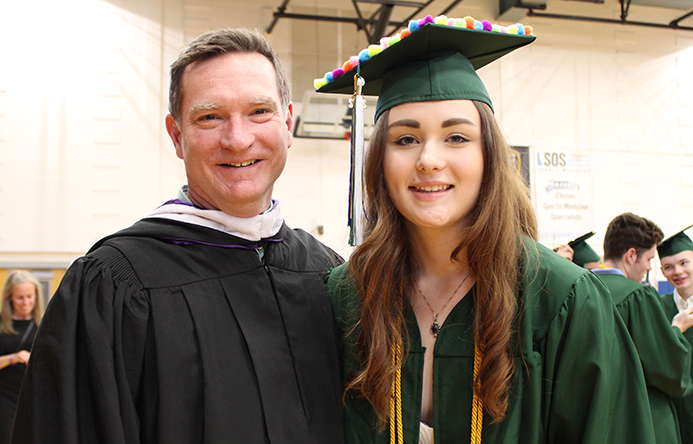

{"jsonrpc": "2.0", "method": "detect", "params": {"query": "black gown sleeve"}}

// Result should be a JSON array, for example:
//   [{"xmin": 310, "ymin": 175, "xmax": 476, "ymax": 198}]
[{"xmin": 12, "ymin": 248, "xmax": 150, "ymax": 444}]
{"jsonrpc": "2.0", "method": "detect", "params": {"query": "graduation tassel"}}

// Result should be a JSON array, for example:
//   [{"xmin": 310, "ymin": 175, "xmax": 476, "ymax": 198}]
[{"xmin": 348, "ymin": 72, "xmax": 366, "ymax": 246}]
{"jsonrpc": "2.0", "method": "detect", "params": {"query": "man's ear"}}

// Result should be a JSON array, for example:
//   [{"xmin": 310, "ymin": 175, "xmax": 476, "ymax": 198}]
[
  {"xmin": 285, "ymin": 102, "xmax": 294, "ymax": 149},
  {"xmin": 624, "ymin": 247, "xmax": 638, "ymax": 265},
  {"xmin": 166, "ymin": 114, "xmax": 184, "ymax": 159}
]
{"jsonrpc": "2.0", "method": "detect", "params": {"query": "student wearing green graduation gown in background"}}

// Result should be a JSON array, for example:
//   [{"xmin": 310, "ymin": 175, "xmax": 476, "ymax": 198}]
[
  {"xmin": 658, "ymin": 226, "xmax": 693, "ymax": 444},
  {"xmin": 592, "ymin": 213, "xmax": 693, "ymax": 444},
  {"xmin": 552, "ymin": 232, "xmax": 602, "ymax": 269},
  {"xmin": 317, "ymin": 15, "xmax": 656, "ymax": 444},
  {"xmin": 569, "ymin": 232, "xmax": 602, "ymax": 269}
]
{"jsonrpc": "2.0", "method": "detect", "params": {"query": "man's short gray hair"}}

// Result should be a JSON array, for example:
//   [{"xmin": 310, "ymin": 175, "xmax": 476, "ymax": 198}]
[{"xmin": 168, "ymin": 28, "xmax": 290, "ymax": 122}]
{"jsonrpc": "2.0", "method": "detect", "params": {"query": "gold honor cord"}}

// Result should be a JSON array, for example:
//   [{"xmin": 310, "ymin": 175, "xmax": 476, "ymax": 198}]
[
  {"xmin": 470, "ymin": 341, "xmax": 484, "ymax": 444},
  {"xmin": 389, "ymin": 341, "xmax": 483, "ymax": 443},
  {"xmin": 389, "ymin": 342, "xmax": 403, "ymax": 444}
]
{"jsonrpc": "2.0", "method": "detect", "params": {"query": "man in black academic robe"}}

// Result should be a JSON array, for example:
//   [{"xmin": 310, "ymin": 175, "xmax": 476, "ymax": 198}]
[{"xmin": 12, "ymin": 28, "xmax": 345, "ymax": 444}]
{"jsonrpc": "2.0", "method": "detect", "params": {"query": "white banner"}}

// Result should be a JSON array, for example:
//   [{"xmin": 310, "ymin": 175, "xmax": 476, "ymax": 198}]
[{"xmin": 531, "ymin": 149, "xmax": 594, "ymax": 246}]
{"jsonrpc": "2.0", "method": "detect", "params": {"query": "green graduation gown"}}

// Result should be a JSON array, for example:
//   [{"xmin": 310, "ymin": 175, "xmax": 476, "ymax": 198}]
[
  {"xmin": 661, "ymin": 293, "xmax": 693, "ymax": 444},
  {"xmin": 327, "ymin": 240, "xmax": 656, "ymax": 444},
  {"xmin": 595, "ymin": 274, "xmax": 692, "ymax": 444}
]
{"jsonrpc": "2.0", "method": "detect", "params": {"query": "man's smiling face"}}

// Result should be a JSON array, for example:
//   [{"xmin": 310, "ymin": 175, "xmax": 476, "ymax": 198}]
[{"xmin": 165, "ymin": 51, "xmax": 293, "ymax": 217}]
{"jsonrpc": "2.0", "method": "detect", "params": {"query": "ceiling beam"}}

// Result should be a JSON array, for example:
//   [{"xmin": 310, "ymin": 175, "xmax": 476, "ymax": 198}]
[
  {"xmin": 266, "ymin": 0, "xmax": 291, "ymax": 34},
  {"xmin": 620, "ymin": 0, "xmax": 631, "ymax": 21},
  {"xmin": 266, "ymin": 0, "xmax": 456, "ymax": 38},
  {"xmin": 267, "ymin": 11, "xmax": 363, "ymax": 34},
  {"xmin": 371, "ymin": 4, "xmax": 395, "ymax": 43},
  {"xmin": 527, "ymin": 6, "xmax": 693, "ymax": 31},
  {"xmin": 357, "ymin": 0, "xmax": 425, "ymax": 6},
  {"xmin": 268, "ymin": 0, "xmax": 693, "ymax": 37},
  {"xmin": 671, "ymin": 8, "xmax": 693, "ymax": 27}
]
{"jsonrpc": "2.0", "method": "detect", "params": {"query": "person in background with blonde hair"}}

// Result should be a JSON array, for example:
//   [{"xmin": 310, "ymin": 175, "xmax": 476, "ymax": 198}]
[
  {"xmin": 318, "ymin": 15, "xmax": 655, "ymax": 443},
  {"xmin": 0, "ymin": 270, "xmax": 43, "ymax": 443}
]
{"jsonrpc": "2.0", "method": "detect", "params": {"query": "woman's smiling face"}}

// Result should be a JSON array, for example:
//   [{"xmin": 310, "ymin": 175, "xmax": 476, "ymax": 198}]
[
  {"xmin": 383, "ymin": 99, "xmax": 484, "ymax": 236},
  {"xmin": 11, "ymin": 281, "xmax": 36, "ymax": 320}
]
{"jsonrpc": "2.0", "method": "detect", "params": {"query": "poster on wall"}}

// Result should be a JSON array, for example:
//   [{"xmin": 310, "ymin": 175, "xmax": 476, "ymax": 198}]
[{"xmin": 531, "ymin": 149, "xmax": 594, "ymax": 246}]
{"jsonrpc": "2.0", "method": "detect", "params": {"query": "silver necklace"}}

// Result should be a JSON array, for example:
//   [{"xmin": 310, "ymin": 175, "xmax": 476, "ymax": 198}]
[{"xmin": 415, "ymin": 274, "xmax": 470, "ymax": 338}]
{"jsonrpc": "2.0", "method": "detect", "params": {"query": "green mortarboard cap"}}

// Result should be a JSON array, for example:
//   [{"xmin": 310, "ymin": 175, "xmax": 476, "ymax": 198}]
[
  {"xmin": 658, "ymin": 224, "xmax": 693, "ymax": 259},
  {"xmin": 315, "ymin": 19, "xmax": 535, "ymax": 121},
  {"xmin": 568, "ymin": 232, "xmax": 600, "ymax": 267}
]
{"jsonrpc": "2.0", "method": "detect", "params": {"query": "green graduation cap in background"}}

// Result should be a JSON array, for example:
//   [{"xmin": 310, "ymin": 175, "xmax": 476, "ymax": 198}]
[
  {"xmin": 658, "ymin": 224, "xmax": 693, "ymax": 259},
  {"xmin": 315, "ymin": 15, "xmax": 536, "ymax": 121},
  {"xmin": 568, "ymin": 232, "xmax": 601, "ymax": 267}
]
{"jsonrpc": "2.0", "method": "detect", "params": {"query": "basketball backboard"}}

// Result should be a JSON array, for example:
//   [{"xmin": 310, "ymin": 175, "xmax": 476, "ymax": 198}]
[{"xmin": 294, "ymin": 91, "xmax": 377, "ymax": 140}]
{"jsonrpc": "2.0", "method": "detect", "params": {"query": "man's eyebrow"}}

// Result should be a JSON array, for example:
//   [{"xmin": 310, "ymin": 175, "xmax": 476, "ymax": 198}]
[
  {"xmin": 188, "ymin": 102, "xmax": 219, "ymax": 116},
  {"xmin": 442, "ymin": 117, "xmax": 475, "ymax": 128},
  {"xmin": 187, "ymin": 96, "xmax": 280, "ymax": 118},
  {"xmin": 250, "ymin": 96, "xmax": 279, "ymax": 107},
  {"xmin": 388, "ymin": 119, "xmax": 420, "ymax": 129}
]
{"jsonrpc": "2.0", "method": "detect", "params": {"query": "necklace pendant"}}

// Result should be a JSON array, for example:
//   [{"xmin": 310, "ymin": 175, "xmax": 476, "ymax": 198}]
[{"xmin": 430, "ymin": 319, "xmax": 441, "ymax": 337}]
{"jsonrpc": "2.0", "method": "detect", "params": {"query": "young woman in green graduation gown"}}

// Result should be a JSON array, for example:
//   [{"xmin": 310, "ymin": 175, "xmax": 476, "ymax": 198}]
[{"xmin": 317, "ymin": 15, "xmax": 656, "ymax": 444}]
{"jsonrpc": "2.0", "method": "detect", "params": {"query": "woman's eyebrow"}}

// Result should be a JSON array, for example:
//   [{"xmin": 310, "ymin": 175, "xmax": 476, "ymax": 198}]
[
  {"xmin": 388, "ymin": 119, "xmax": 420, "ymax": 129},
  {"xmin": 442, "ymin": 117, "xmax": 475, "ymax": 128}
]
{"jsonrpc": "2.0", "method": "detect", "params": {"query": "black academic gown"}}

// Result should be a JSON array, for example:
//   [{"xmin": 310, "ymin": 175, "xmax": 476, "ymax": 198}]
[
  {"xmin": 0, "ymin": 320, "xmax": 37, "ymax": 443},
  {"xmin": 11, "ymin": 218, "xmax": 345, "ymax": 444}
]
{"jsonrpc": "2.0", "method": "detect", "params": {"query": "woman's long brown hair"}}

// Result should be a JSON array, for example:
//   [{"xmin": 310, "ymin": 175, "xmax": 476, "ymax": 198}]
[{"xmin": 347, "ymin": 101, "xmax": 537, "ymax": 426}]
